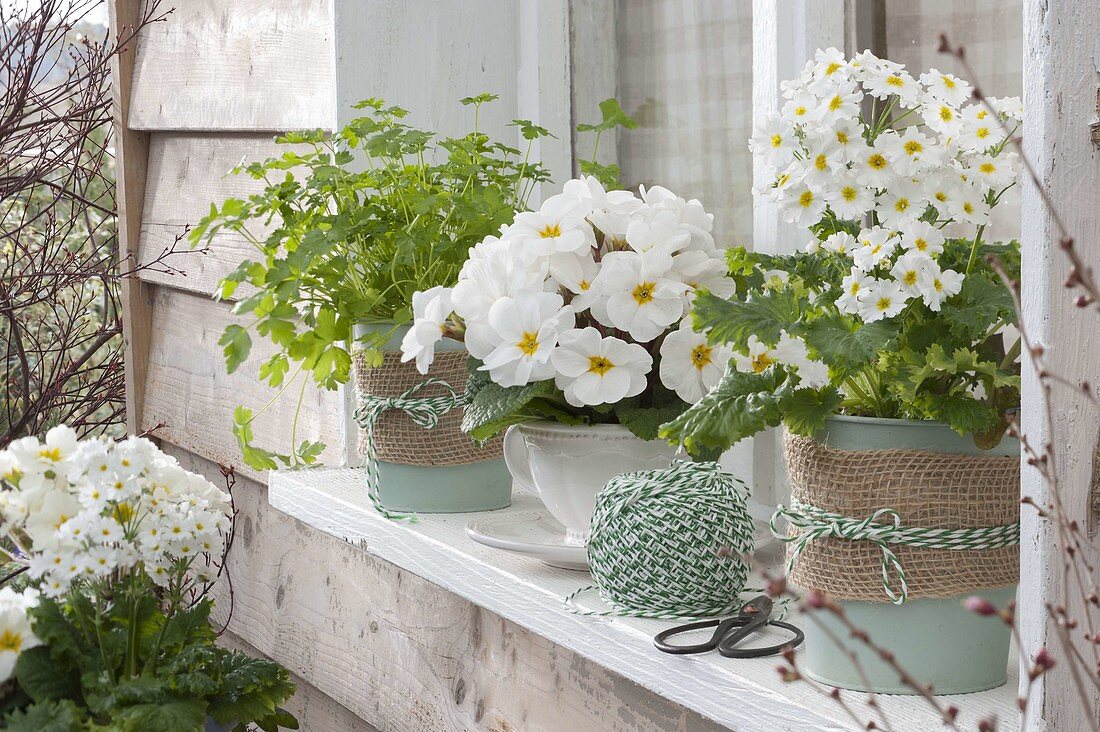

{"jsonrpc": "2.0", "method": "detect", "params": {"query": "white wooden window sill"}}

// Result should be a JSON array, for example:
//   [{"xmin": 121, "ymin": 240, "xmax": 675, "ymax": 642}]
[{"xmin": 269, "ymin": 469, "xmax": 1019, "ymax": 732}]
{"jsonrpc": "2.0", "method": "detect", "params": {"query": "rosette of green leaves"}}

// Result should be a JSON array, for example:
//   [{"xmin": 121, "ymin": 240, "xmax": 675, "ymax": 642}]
[
  {"xmin": 660, "ymin": 231, "xmax": 1021, "ymax": 458},
  {"xmin": 188, "ymin": 96, "xmax": 553, "ymax": 470}
]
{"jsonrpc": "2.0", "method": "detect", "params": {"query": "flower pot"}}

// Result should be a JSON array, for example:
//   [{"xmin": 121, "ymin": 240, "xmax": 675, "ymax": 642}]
[
  {"xmin": 352, "ymin": 323, "xmax": 511, "ymax": 513},
  {"xmin": 783, "ymin": 414, "xmax": 1020, "ymax": 694},
  {"xmin": 503, "ymin": 421, "xmax": 680, "ymax": 544}
]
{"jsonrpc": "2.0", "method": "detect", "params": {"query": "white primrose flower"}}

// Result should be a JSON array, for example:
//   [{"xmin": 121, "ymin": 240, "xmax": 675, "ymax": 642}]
[
  {"xmin": 964, "ymin": 152, "xmax": 1017, "ymax": 192},
  {"xmin": 624, "ymin": 217, "xmax": 689, "ymax": 255},
  {"xmin": 733, "ymin": 333, "xmax": 827, "ymax": 388},
  {"xmin": 814, "ymin": 82, "xmax": 863, "ymax": 125},
  {"xmin": 551, "ymin": 328, "xmax": 652, "ymax": 408},
  {"xmin": 891, "ymin": 251, "xmax": 936, "ymax": 296},
  {"xmin": 592, "ymin": 248, "xmax": 688, "ymax": 342},
  {"xmin": 946, "ymin": 182, "xmax": 992, "ymax": 225},
  {"xmin": 919, "ymin": 68, "xmax": 973, "ymax": 107},
  {"xmin": 919, "ymin": 266, "xmax": 965, "ymax": 311},
  {"xmin": 749, "ymin": 114, "xmax": 799, "ymax": 168},
  {"xmin": 565, "ymin": 176, "xmax": 644, "ymax": 240},
  {"xmin": 880, "ymin": 127, "xmax": 939, "ymax": 175},
  {"xmin": 549, "ymin": 251, "xmax": 601, "ymax": 313},
  {"xmin": 452, "ymin": 244, "xmax": 548, "ymax": 323},
  {"xmin": 957, "ymin": 104, "xmax": 1006, "ymax": 152},
  {"xmin": 0, "ymin": 587, "xmax": 42, "ymax": 683},
  {"xmin": 817, "ymin": 118, "xmax": 863, "ymax": 163},
  {"xmin": 400, "ymin": 286, "xmax": 454, "ymax": 375},
  {"xmin": 851, "ymin": 228, "xmax": 897, "ymax": 271},
  {"xmin": 801, "ymin": 140, "xmax": 847, "ymax": 189},
  {"xmin": 821, "ymin": 231, "xmax": 857, "ymax": 256},
  {"xmin": 510, "ymin": 193, "xmax": 592, "ymax": 255},
  {"xmin": 780, "ymin": 91, "xmax": 817, "ymax": 125},
  {"xmin": 672, "ymin": 250, "xmax": 736, "ymax": 302},
  {"xmin": 921, "ymin": 95, "xmax": 964, "ymax": 138},
  {"xmin": 474, "ymin": 292, "xmax": 575, "ymax": 388},
  {"xmin": 780, "ymin": 182, "xmax": 827, "ymax": 225},
  {"xmin": 658, "ymin": 321, "xmax": 732, "ymax": 403},
  {"xmin": 638, "ymin": 185, "xmax": 717, "ymax": 251},
  {"xmin": 824, "ymin": 171, "xmax": 875, "ymax": 220},
  {"xmin": 987, "ymin": 96, "xmax": 1023, "ymax": 121},
  {"xmin": 807, "ymin": 47, "xmax": 850, "ymax": 95},
  {"xmin": 7, "ymin": 425, "xmax": 79, "ymax": 477},
  {"xmin": 856, "ymin": 278, "xmax": 909, "ymax": 323},
  {"xmin": 852, "ymin": 136, "xmax": 898, "ymax": 189},
  {"xmin": 862, "ymin": 65, "xmax": 920, "ymax": 107},
  {"xmin": 875, "ymin": 180, "xmax": 925, "ymax": 228},
  {"xmin": 837, "ymin": 267, "xmax": 872, "ymax": 314},
  {"xmin": 921, "ymin": 169, "xmax": 962, "ymax": 213},
  {"xmin": 899, "ymin": 220, "xmax": 946, "ymax": 256}
]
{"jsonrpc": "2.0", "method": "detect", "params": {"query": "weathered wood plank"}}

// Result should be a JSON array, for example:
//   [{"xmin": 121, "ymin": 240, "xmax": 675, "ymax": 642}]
[
  {"xmin": 138, "ymin": 132, "xmax": 290, "ymax": 297},
  {"xmin": 163, "ymin": 447, "xmax": 729, "ymax": 732},
  {"xmin": 141, "ymin": 287, "xmax": 346, "ymax": 482},
  {"xmin": 217, "ymin": 631, "xmax": 379, "ymax": 732},
  {"xmin": 1019, "ymin": 1, "xmax": 1100, "ymax": 728},
  {"xmin": 108, "ymin": 0, "xmax": 153, "ymax": 434},
  {"xmin": 130, "ymin": 0, "xmax": 335, "ymax": 131}
]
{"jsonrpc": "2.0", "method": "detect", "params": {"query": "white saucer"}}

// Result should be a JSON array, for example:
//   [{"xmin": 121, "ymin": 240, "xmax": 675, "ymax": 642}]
[{"xmin": 465, "ymin": 509, "xmax": 589, "ymax": 571}]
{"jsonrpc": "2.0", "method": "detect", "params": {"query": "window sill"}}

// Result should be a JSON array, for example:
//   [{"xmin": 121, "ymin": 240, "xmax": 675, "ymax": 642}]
[{"xmin": 269, "ymin": 468, "xmax": 1019, "ymax": 731}]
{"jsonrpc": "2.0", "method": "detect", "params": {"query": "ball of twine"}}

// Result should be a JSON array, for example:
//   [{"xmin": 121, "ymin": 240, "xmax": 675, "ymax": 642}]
[{"xmin": 579, "ymin": 460, "xmax": 756, "ymax": 619}]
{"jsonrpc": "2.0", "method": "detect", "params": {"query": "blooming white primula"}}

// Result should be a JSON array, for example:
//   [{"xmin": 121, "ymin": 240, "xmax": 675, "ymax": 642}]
[
  {"xmin": 402, "ymin": 176, "xmax": 733, "ymax": 420},
  {"xmin": 0, "ymin": 427, "xmax": 232, "ymax": 598},
  {"xmin": 732, "ymin": 333, "xmax": 829, "ymax": 389},
  {"xmin": 748, "ymin": 49, "xmax": 1020, "ymax": 327},
  {"xmin": 0, "ymin": 587, "xmax": 41, "ymax": 683}
]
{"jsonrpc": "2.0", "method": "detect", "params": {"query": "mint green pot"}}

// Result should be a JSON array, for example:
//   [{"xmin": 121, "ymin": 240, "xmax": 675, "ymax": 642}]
[
  {"xmin": 798, "ymin": 415, "xmax": 1019, "ymax": 695},
  {"xmin": 353, "ymin": 323, "xmax": 511, "ymax": 513}
]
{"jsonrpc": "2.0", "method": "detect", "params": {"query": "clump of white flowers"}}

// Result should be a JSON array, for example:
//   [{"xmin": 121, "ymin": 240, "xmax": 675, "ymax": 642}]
[
  {"xmin": 402, "ymin": 176, "xmax": 748, "ymax": 407},
  {"xmin": 750, "ymin": 48, "xmax": 1021, "ymax": 325},
  {"xmin": 0, "ymin": 426, "xmax": 231, "ymax": 598}
]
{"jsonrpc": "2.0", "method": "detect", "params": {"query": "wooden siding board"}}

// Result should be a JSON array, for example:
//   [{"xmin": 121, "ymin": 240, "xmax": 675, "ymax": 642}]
[
  {"xmin": 141, "ymin": 287, "xmax": 346, "ymax": 482},
  {"xmin": 129, "ymin": 0, "xmax": 335, "ymax": 131},
  {"xmin": 137, "ymin": 132, "xmax": 289, "ymax": 297}
]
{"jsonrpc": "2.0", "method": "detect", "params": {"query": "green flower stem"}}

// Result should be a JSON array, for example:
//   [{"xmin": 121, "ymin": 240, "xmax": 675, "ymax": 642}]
[{"xmin": 965, "ymin": 225, "xmax": 986, "ymax": 275}]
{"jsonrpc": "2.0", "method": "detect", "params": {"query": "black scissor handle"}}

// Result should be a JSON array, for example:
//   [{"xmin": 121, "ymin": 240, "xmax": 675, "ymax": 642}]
[
  {"xmin": 718, "ymin": 619, "xmax": 805, "ymax": 659},
  {"xmin": 653, "ymin": 617, "xmax": 740, "ymax": 654}
]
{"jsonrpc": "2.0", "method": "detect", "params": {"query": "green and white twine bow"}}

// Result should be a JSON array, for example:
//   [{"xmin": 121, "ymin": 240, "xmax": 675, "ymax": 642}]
[
  {"xmin": 566, "ymin": 460, "xmax": 757, "ymax": 620},
  {"xmin": 770, "ymin": 498, "xmax": 1021, "ymax": 605},
  {"xmin": 354, "ymin": 377, "xmax": 466, "ymax": 521}
]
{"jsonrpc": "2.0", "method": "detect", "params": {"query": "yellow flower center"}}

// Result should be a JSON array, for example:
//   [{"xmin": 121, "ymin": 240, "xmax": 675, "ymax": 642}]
[
  {"xmin": 751, "ymin": 352, "xmax": 774, "ymax": 373},
  {"xmin": 632, "ymin": 282, "xmax": 656, "ymax": 304},
  {"xmin": 934, "ymin": 278, "xmax": 944, "ymax": 292},
  {"xmin": 975, "ymin": 127, "xmax": 990, "ymax": 139},
  {"xmin": 979, "ymin": 162, "xmax": 996, "ymax": 174},
  {"xmin": 934, "ymin": 191, "xmax": 948, "ymax": 202},
  {"xmin": 914, "ymin": 238, "xmax": 928, "ymax": 251},
  {"xmin": 538, "ymin": 223, "xmax": 561, "ymax": 239},
  {"xmin": 0, "ymin": 630, "xmax": 23, "ymax": 653},
  {"xmin": 690, "ymin": 344, "xmax": 713, "ymax": 370},
  {"xmin": 849, "ymin": 281, "xmax": 861, "ymax": 295},
  {"xmin": 38, "ymin": 447, "xmax": 62, "ymax": 462},
  {"xmin": 52, "ymin": 514, "xmax": 70, "ymax": 531},
  {"xmin": 814, "ymin": 154, "xmax": 828, "ymax": 171},
  {"xmin": 825, "ymin": 61, "xmax": 842, "ymax": 75},
  {"xmin": 867, "ymin": 154, "xmax": 887, "ymax": 170},
  {"xmin": 876, "ymin": 296, "xmax": 892, "ymax": 312},
  {"xmin": 587, "ymin": 356, "xmax": 614, "ymax": 376},
  {"xmin": 903, "ymin": 271, "xmax": 918, "ymax": 286},
  {"xmin": 886, "ymin": 75, "xmax": 904, "ymax": 88},
  {"xmin": 894, "ymin": 198, "xmax": 910, "ymax": 212},
  {"xmin": 1, "ymin": 467, "xmax": 21, "ymax": 483},
  {"xmin": 517, "ymin": 332, "xmax": 540, "ymax": 357},
  {"xmin": 113, "ymin": 503, "xmax": 135, "ymax": 524},
  {"xmin": 794, "ymin": 105, "xmax": 807, "ymax": 117},
  {"xmin": 770, "ymin": 133, "xmax": 783, "ymax": 148},
  {"xmin": 976, "ymin": 109, "xmax": 988, "ymax": 120},
  {"xmin": 836, "ymin": 130, "xmax": 849, "ymax": 145},
  {"xmin": 942, "ymin": 75, "xmax": 956, "ymax": 89},
  {"xmin": 903, "ymin": 140, "xmax": 923, "ymax": 156},
  {"xmin": 841, "ymin": 186, "xmax": 858, "ymax": 202},
  {"xmin": 939, "ymin": 106, "xmax": 954, "ymax": 122},
  {"xmin": 828, "ymin": 95, "xmax": 843, "ymax": 112},
  {"xmin": 578, "ymin": 279, "xmax": 590, "ymax": 292},
  {"xmin": 798, "ymin": 190, "xmax": 815, "ymax": 208},
  {"xmin": 963, "ymin": 202, "xmax": 975, "ymax": 214}
]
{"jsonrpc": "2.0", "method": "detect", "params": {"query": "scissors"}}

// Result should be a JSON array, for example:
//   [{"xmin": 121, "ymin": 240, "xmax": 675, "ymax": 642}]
[{"xmin": 653, "ymin": 596, "xmax": 804, "ymax": 658}]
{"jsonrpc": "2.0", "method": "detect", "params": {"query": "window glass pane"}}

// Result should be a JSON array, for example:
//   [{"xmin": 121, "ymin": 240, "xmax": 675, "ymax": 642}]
[{"xmin": 615, "ymin": 0, "xmax": 754, "ymax": 247}]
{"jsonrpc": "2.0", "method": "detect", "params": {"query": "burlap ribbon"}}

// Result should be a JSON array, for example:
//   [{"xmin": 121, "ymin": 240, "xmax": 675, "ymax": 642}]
[
  {"xmin": 352, "ymin": 349, "xmax": 502, "ymax": 465},
  {"xmin": 779, "ymin": 433, "xmax": 1020, "ymax": 602}
]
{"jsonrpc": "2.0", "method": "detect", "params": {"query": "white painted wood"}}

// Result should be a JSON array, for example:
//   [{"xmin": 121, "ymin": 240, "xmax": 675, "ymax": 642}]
[
  {"xmin": 129, "ymin": 0, "xmax": 336, "ymax": 131},
  {"xmin": 141, "ymin": 288, "xmax": 347, "ymax": 482},
  {"xmin": 1019, "ymin": 1, "xmax": 1100, "ymax": 728},
  {"xmin": 750, "ymin": 0, "xmax": 848, "ymax": 507},
  {"xmin": 138, "ymin": 132, "xmax": 294, "ymax": 297},
  {"xmin": 270, "ymin": 467, "xmax": 1020, "ymax": 732},
  {"xmin": 568, "ymin": 0, "xmax": 619, "ymax": 181}
]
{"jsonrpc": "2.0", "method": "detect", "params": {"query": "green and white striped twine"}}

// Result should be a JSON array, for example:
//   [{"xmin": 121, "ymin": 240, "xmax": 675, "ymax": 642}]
[
  {"xmin": 566, "ymin": 460, "xmax": 757, "ymax": 620},
  {"xmin": 354, "ymin": 377, "xmax": 466, "ymax": 522},
  {"xmin": 770, "ymin": 498, "xmax": 1021, "ymax": 605}
]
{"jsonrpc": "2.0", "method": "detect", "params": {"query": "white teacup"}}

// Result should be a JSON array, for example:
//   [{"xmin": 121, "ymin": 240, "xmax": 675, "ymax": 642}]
[{"xmin": 503, "ymin": 421, "xmax": 680, "ymax": 546}]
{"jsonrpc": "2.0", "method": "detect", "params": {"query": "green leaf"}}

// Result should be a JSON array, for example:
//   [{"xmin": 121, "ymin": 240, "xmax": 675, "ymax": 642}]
[
  {"xmin": 233, "ymin": 407, "xmax": 280, "ymax": 471},
  {"xmin": 781, "ymin": 387, "xmax": 844, "ymax": 436},
  {"xmin": 802, "ymin": 315, "xmax": 898, "ymax": 378},
  {"xmin": 2, "ymin": 700, "xmax": 85, "ymax": 732},
  {"xmin": 659, "ymin": 366, "xmax": 793, "ymax": 456},
  {"xmin": 461, "ymin": 377, "xmax": 562, "ymax": 441},
  {"xmin": 14, "ymin": 646, "xmax": 81, "ymax": 704},
  {"xmin": 616, "ymin": 390, "xmax": 689, "ymax": 442},
  {"xmin": 218, "ymin": 324, "xmax": 252, "ymax": 374},
  {"xmin": 924, "ymin": 392, "xmax": 1001, "ymax": 435},
  {"xmin": 940, "ymin": 275, "xmax": 1017, "ymax": 340},
  {"xmin": 691, "ymin": 288, "xmax": 802, "ymax": 350},
  {"xmin": 577, "ymin": 98, "xmax": 639, "ymax": 132},
  {"xmin": 114, "ymin": 700, "xmax": 206, "ymax": 732}
]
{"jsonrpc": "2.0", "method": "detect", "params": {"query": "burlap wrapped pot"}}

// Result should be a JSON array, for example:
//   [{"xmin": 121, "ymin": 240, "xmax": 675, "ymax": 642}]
[
  {"xmin": 353, "ymin": 349, "xmax": 502, "ymax": 466},
  {"xmin": 782, "ymin": 426, "xmax": 1020, "ymax": 603}
]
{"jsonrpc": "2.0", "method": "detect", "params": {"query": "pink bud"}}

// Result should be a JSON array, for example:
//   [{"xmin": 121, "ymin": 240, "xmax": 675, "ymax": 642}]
[{"xmin": 964, "ymin": 596, "xmax": 998, "ymax": 616}]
